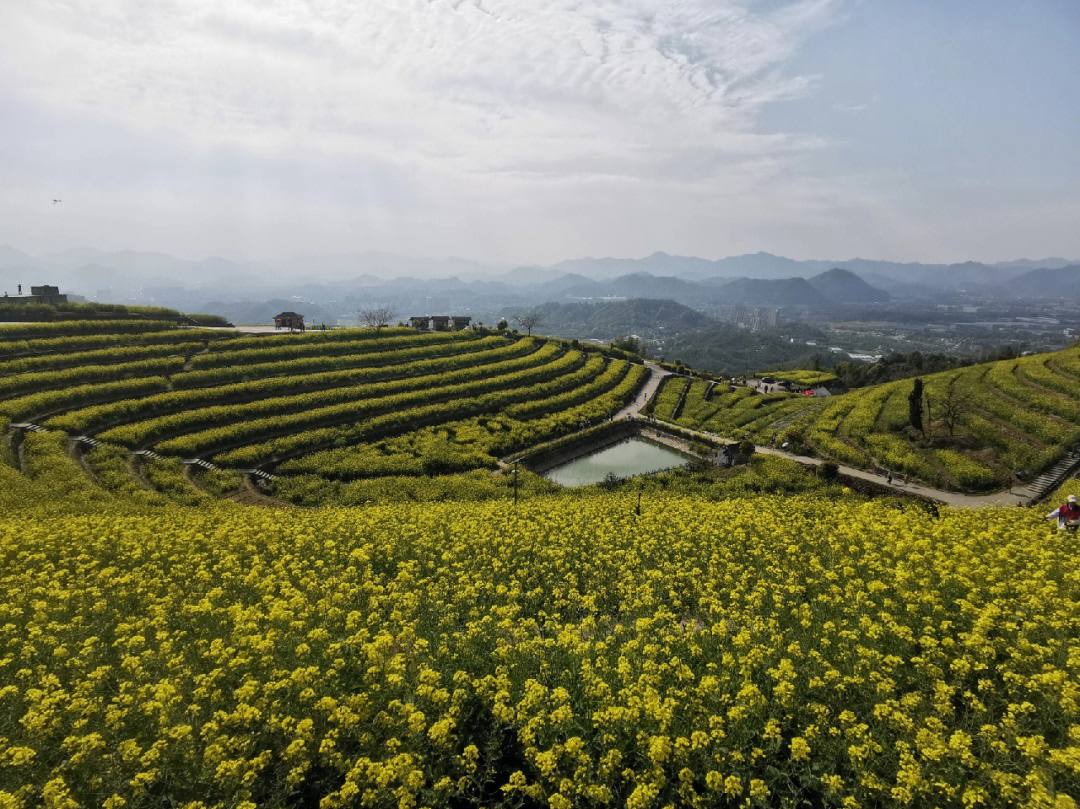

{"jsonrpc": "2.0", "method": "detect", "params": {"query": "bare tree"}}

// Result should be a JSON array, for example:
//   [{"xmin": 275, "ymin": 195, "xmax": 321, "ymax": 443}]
[
  {"xmin": 940, "ymin": 378, "xmax": 970, "ymax": 437},
  {"xmin": 358, "ymin": 306, "xmax": 395, "ymax": 331},
  {"xmin": 515, "ymin": 314, "xmax": 544, "ymax": 336}
]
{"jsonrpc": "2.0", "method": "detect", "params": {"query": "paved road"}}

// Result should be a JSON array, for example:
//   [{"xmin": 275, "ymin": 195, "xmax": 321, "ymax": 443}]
[
  {"xmin": 656, "ymin": 419, "xmax": 1036, "ymax": 509},
  {"xmin": 755, "ymin": 446, "xmax": 1033, "ymax": 508},
  {"xmin": 187, "ymin": 325, "xmax": 289, "ymax": 334},
  {"xmin": 615, "ymin": 361, "xmax": 671, "ymax": 420}
]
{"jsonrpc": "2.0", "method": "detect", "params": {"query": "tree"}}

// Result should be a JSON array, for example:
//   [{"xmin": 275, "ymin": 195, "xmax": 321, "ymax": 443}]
[
  {"xmin": 736, "ymin": 439, "xmax": 756, "ymax": 463},
  {"xmin": 358, "ymin": 306, "xmax": 395, "ymax": 331},
  {"xmin": 908, "ymin": 378, "xmax": 925, "ymax": 436},
  {"xmin": 515, "ymin": 314, "xmax": 544, "ymax": 336},
  {"xmin": 496, "ymin": 319, "xmax": 508, "ymax": 331},
  {"xmin": 940, "ymin": 377, "xmax": 970, "ymax": 437}
]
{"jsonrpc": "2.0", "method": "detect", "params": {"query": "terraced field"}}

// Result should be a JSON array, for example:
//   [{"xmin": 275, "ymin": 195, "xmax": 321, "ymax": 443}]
[
  {"xmin": 651, "ymin": 376, "xmax": 822, "ymax": 442},
  {"xmin": 3, "ymin": 319, "xmax": 1079, "ymax": 809},
  {"xmin": 656, "ymin": 344, "xmax": 1080, "ymax": 491},
  {"xmin": 1, "ymin": 320, "xmax": 648, "ymax": 505}
]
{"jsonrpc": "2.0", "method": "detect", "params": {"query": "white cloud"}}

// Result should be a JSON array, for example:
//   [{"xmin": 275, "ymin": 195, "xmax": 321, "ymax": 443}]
[{"xmin": 0, "ymin": 0, "xmax": 844, "ymax": 261}]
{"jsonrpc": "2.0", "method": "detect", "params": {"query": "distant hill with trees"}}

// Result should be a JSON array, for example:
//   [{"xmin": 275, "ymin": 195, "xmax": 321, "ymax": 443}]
[
  {"xmin": 506, "ymin": 298, "xmax": 827, "ymax": 374},
  {"xmin": 806, "ymin": 268, "xmax": 890, "ymax": 303}
]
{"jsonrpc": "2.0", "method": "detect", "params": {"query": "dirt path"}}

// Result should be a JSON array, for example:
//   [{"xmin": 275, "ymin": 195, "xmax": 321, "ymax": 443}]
[
  {"xmin": 127, "ymin": 454, "xmax": 160, "ymax": 493},
  {"xmin": 232, "ymin": 474, "xmax": 294, "ymax": 508}
]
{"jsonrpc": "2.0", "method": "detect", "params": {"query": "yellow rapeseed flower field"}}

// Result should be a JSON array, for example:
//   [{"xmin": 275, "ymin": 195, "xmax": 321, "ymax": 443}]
[{"xmin": 1, "ymin": 493, "xmax": 1077, "ymax": 808}]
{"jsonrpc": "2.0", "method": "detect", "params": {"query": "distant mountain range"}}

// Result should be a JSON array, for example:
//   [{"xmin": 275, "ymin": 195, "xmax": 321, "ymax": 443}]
[
  {"xmin": 521, "ymin": 267, "xmax": 889, "ymax": 307},
  {"xmin": 537, "ymin": 251, "xmax": 1078, "ymax": 286},
  {"xmin": 1, "ymin": 244, "xmax": 1076, "ymax": 306},
  {"xmin": 995, "ymin": 265, "xmax": 1080, "ymax": 299}
]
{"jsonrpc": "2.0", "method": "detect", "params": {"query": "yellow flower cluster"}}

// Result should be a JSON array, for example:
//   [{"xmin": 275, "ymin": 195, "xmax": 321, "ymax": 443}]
[{"xmin": 0, "ymin": 496, "xmax": 1077, "ymax": 808}]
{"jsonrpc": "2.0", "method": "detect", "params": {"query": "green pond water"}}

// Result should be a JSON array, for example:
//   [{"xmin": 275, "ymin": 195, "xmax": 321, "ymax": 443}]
[{"xmin": 544, "ymin": 438, "xmax": 690, "ymax": 487}]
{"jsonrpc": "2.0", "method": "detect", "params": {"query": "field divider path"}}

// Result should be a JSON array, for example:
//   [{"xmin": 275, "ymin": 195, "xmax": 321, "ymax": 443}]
[
  {"xmin": 614, "ymin": 361, "xmax": 670, "ymax": 420},
  {"xmin": 127, "ymin": 454, "xmax": 160, "ymax": 494}
]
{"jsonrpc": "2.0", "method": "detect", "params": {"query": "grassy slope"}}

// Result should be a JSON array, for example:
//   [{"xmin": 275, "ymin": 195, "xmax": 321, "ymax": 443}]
[{"xmin": 661, "ymin": 343, "xmax": 1080, "ymax": 491}]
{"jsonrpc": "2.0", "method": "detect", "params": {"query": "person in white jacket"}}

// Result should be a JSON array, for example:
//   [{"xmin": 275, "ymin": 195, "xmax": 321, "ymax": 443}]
[{"xmin": 1045, "ymin": 494, "xmax": 1080, "ymax": 530}]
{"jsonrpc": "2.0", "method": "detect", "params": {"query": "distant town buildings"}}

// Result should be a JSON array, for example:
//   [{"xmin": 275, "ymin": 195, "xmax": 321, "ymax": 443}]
[
  {"xmin": 2, "ymin": 284, "xmax": 68, "ymax": 305},
  {"xmin": 732, "ymin": 306, "xmax": 780, "ymax": 331}
]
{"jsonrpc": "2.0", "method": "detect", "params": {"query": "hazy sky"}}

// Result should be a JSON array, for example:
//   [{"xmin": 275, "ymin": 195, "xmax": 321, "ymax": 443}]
[{"xmin": 2, "ymin": 0, "xmax": 1078, "ymax": 265}]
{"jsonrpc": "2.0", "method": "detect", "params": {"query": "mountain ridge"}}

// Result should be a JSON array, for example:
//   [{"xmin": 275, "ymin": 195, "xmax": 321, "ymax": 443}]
[{"xmin": 2, "ymin": 244, "xmax": 1076, "ymax": 299}]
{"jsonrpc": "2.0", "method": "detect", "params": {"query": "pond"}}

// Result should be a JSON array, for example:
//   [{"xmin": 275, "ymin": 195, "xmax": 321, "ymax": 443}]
[{"xmin": 543, "ymin": 437, "xmax": 690, "ymax": 487}]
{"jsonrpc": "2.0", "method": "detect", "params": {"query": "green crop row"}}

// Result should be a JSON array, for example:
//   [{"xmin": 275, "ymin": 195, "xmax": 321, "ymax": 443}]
[
  {"xmin": 191, "ymin": 329, "xmax": 474, "ymax": 368},
  {"xmin": 168, "ymin": 346, "xmax": 583, "ymax": 460},
  {"xmin": 1048, "ymin": 349, "xmax": 1080, "ymax": 378},
  {"xmin": 503, "ymin": 357, "xmax": 625, "ymax": 419},
  {"xmin": 0, "ymin": 356, "xmax": 186, "ymax": 399},
  {"xmin": 4, "ymin": 430, "xmax": 115, "ymax": 510},
  {"xmin": 973, "ymin": 386, "xmax": 1073, "ymax": 446},
  {"xmin": 933, "ymin": 448, "xmax": 999, "ymax": 491},
  {"xmin": 872, "ymin": 386, "xmax": 910, "ymax": 433},
  {"xmin": 46, "ymin": 338, "xmax": 537, "ymax": 435},
  {"xmin": 0, "ymin": 377, "xmax": 172, "ymax": 422},
  {"xmin": 172, "ymin": 334, "xmax": 505, "ymax": 389},
  {"xmin": 839, "ymin": 384, "xmax": 896, "ymax": 440},
  {"xmin": 665, "ymin": 381, "xmax": 816, "ymax": 442},
  {"xmin": 280, "ymin": 362, "xmax": 649, "ymax": 479},
  {"xmin": 0, "ymin": 328, "xmax": 228, "ymax": 359},
  {"xmin": 861, "ymin": 434, "xmax": 944, "ymax": 486},
  {"xmin": 762, "ymin": 370, "xmax": 837, "ymax": 386},
  {"xmin": 0, "ymin": 340, "xmax": 205, "ymax": 375},
  {"xmin": 202, "ymin": 326, "xmax": 416, "ymax": 352},
  {"xmin": 271, "ymin": 468, "xmax": 558, "ymax": 507},
  {"xmin": 82, "ymin": 443, "xmax": 172, "ymax": 507},
  {"xmin": 0, "ymin": 319, "xmax": 180, "ymax": 340},
  {"xmin": 473, "ymin": 363, "xmax": 648, "ymax": 458},
  {"xmin": 318, "ymin": 358, "xmax": 631, "ymax": 477},
  {"xmin": 985, "ymin": 362, "xmax": 1080, "ymax": 422},
  {"xmin": 214, "ymin": 350, "xmax": 598, "ymax": 466},
  {"xmin": 959, "ymin": 413, "xmax": 1043, "ymax": 473},
  {"xmin": 1015, "ymin": 357, "xmax": 1080, "ymax": 406},
  {"xmin": 650, "ymin": 376, "xmax": 689, "ymax": 420},
  {"xmin": 806, "ymin": 431, "xmax": 869, "ymax": 467},
  {"xmin": 99, "ymin": 340, "xmax": 557, "ymax": 448},
  {"xmin": 139, "ymin": 456, "xmax": 224, "ymax": 506}
]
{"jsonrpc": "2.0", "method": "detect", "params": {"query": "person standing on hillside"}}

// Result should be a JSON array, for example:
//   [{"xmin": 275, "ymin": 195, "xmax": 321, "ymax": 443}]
[{"xmin": 1045, "ymin": 494, "xmax": 1080, "ymax": 531}]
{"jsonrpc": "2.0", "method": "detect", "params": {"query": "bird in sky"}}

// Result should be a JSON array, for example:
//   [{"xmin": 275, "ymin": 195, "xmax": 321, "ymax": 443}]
[{"xmin": 52, "ymin": 199, "xmax": 61, "ymax": 204}]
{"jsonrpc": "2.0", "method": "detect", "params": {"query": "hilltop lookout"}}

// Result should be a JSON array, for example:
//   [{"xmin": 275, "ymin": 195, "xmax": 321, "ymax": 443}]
[{"xmin": 273, "ymin": 311, "xmax": 305, "ymax": 332}]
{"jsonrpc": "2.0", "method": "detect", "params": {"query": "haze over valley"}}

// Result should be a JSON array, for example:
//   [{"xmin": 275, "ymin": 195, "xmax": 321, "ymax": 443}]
[{"xmin": 4, "ymin": 245, "xmax": 1078, "ymax": 374}]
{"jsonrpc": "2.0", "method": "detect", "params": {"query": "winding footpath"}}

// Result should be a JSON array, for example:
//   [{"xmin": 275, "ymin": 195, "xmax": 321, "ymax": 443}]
[{"xmin": 610, "ymin": 364, "xmax": 1051, "ymax": 509}]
